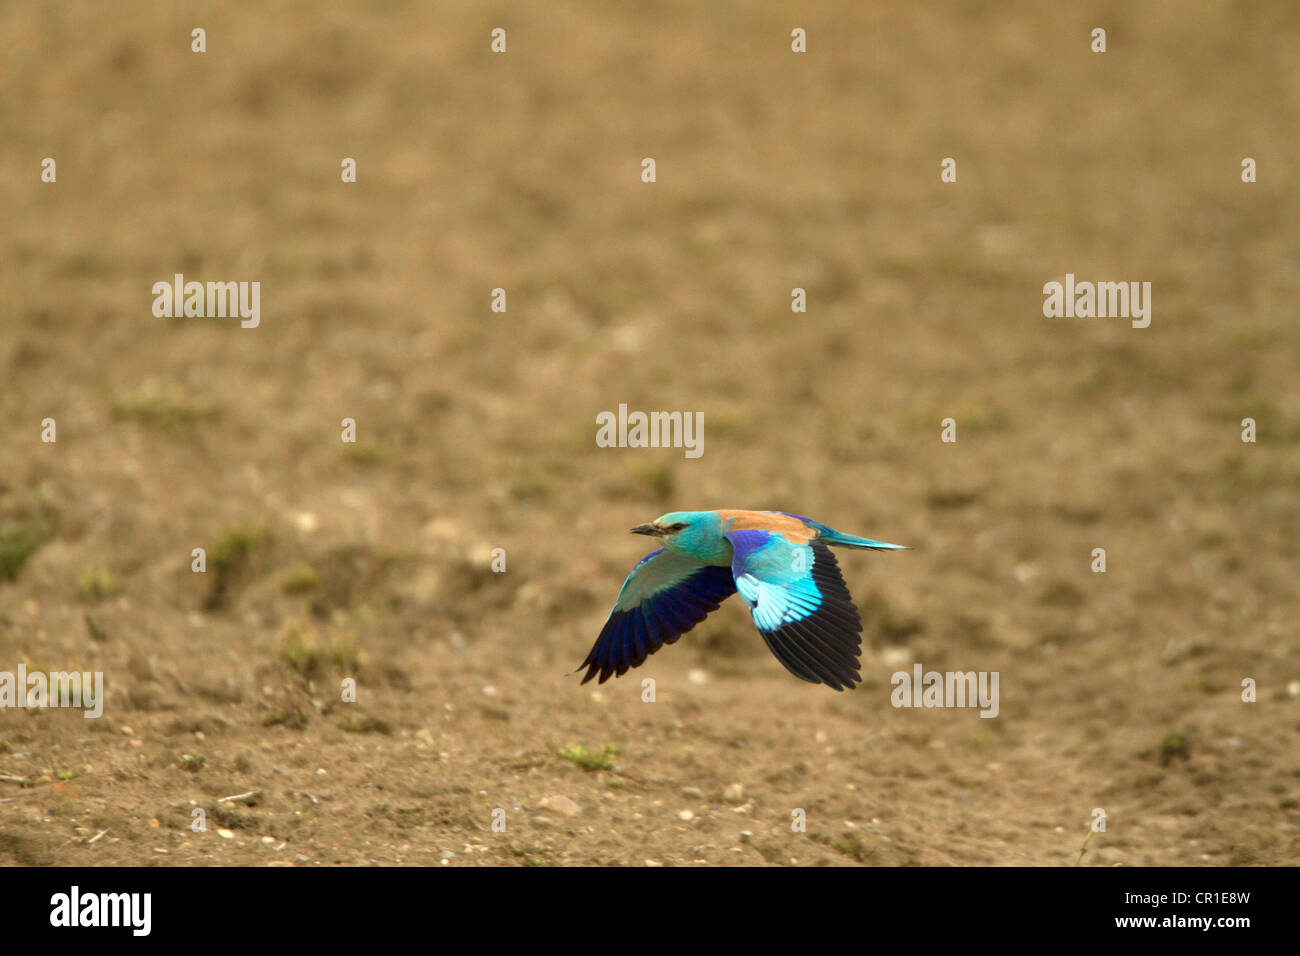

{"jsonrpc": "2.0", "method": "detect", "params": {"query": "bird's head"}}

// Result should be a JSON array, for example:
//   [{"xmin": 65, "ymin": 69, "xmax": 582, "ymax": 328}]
[{"xmin": 630, "ymin": 511, "xmax": 715, "ymax": 554}]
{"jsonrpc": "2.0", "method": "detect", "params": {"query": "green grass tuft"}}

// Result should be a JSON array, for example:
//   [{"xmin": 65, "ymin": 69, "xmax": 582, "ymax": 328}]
[
  {"xmin": 282, "ymin": 563, "xmax": 321, "ymax": 593},
  {"xmin": 1158, "ymin": 730, "xmax": 1191, "ymax": 766},
  {"xmin": 78, "ymin": 565, "xmax": 120, "ymax": 600},
  {"xmin": 0, "ymin": 492, "xmax": 60, "ymax": 582},
  {"xmin": 211, "ymin": 525, "xmax": 265, "ymax": 572},
  {"xmin": 111, "ymin": 390, "xmax": 216, "ymax": 432},
  {"xmin": 831, "ymin": 834, "xmax": 873, "ymax": 862},
  {"xmin": 558, "ymin": 743, "xmax": 619, "ymax": 771},
  {"xmin": 509, "ymin": 844, "xmax": 551, "ymax": 867},
  {"xmin": 338, "ymin": 713, "xmax": 393, "ymax": 735},
  {"xmin": 279, "ymin": 620, "xmax": 366, "ymax": 677}
]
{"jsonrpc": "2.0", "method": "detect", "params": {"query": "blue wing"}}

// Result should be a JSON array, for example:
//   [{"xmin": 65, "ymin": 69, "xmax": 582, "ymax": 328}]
[
  {"xmin": 725, "ymin": 529, "xmax": 863, "ymax": 691},
  {"xmin": 576, "ymin": 549, "xmax": 737, "ymax": 684}
]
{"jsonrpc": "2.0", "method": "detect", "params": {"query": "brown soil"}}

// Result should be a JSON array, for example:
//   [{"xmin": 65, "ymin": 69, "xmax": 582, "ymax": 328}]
[{"xmin": 1, "ymin": 1, "xmax": 1297, "ymax": 866}]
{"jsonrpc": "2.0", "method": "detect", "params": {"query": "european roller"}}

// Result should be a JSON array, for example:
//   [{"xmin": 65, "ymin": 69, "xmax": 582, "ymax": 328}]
[{"xmin": 575, "ymin": 510, "xmax": 907, "ymax": 691}]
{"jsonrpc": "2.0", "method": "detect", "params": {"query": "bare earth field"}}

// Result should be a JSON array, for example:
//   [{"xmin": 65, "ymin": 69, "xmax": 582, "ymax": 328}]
[{"xmin": 1, "ymin": 2, "xmax": 1297, "ymax": 866}]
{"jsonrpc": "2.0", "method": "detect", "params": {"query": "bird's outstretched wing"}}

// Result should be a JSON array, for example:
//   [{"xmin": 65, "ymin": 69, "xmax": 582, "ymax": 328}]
[
  {"xmin": 725, "ymin": 528, "xmax": 863, "ymax": 690},
  {"xmin": 576, "ymin": 549, "xmax": 737, "ymax": 684}
]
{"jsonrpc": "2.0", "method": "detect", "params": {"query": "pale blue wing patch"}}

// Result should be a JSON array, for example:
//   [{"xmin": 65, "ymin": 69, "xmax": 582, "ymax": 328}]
[{"xmin": 726, "ymin": 529, "xmax": 863, "ymax": 690}]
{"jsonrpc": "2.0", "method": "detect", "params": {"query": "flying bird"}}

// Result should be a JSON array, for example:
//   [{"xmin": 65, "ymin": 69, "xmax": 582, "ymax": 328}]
[{"xmin": 575, "ymin": 510, "xmax": 907, "ymax": 691}]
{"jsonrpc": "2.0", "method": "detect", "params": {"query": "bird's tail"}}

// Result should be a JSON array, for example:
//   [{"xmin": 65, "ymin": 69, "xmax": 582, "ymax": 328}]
[{"xmin": 817, "ymin": 527, "xmax": 910, "ymax": 550}]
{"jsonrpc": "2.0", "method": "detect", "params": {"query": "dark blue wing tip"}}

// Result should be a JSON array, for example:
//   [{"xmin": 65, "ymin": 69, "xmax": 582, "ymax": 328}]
[{"xmin": 575, "ymin": 564, "xmax": 737, "ymax": 684}]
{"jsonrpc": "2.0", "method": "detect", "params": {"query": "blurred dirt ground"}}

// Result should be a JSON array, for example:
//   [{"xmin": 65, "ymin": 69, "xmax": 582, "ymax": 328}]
[{"xmin": 1, "ymin": 1, "xmax": 1297, "ymax": 865}]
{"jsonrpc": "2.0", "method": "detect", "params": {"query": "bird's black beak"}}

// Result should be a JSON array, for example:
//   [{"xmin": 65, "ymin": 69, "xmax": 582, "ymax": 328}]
[{"xmin": 630, "ymin": 523, "xmax": 664, "ymax": 537}]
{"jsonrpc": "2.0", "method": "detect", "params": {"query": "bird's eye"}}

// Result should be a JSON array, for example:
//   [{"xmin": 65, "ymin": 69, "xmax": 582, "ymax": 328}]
[{"xmin": 669, "ymin": 523, "xmax": 687, "ymax": 532}]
